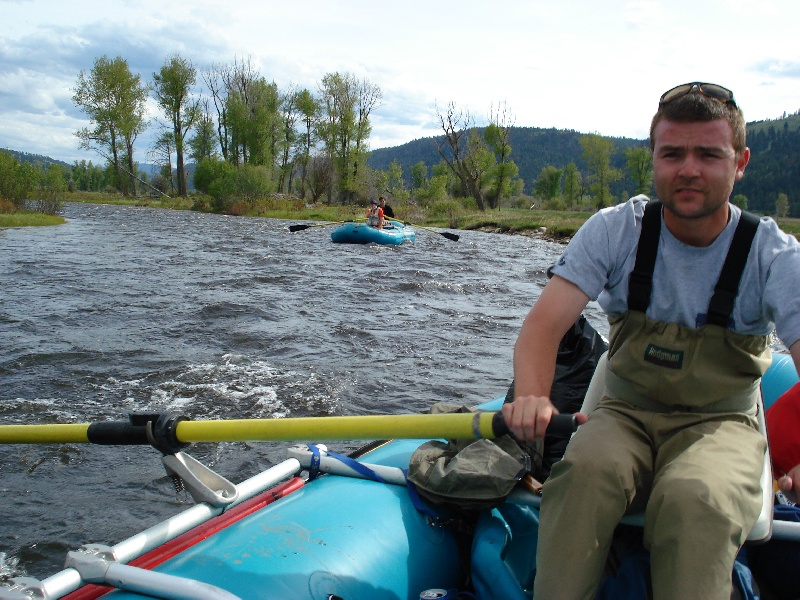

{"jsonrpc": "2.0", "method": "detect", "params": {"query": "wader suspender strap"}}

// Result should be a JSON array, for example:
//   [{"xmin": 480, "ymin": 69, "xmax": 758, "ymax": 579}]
[
  {"xmin": 706, "ymin": 210, "xmax": 760, "ymax": 327},
  {"xmin": 627, "ymin": 201, "xmax": 760, "ymax": 325},
  {"xmin": 627, "ymin": 200, "xmax": 662, "ymax": 312}
]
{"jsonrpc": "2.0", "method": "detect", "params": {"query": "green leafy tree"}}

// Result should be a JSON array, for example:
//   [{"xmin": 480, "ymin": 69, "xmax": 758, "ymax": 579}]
[
  {"xmin": 624, "ymin": 146, "xmax": 653, "ymax": 196},
  {"xmin": 33, "ymin": 164, "xmax": 66, "ymax": 214},
  {"xmin": 776, "ymin": 193, "xmax": 790, "ymax": 218},
  {"xmin": 385, "ymin": 159, "xmax": 408, "ymax": 203},
  {"xmin": 193, "ymin": 158, "xmax": 234, "ymax": 196},
  {"xmin": 153, "ymin": 54, "xmax": 200, "ymax": 196},
  {"xmin": 580, "ymin": 133, "xmax": 621, "ymax": 210},
  {"xmin": 731, "ymin": 194, "xmax": 748, "ymax": 210},
  {"xmin": 278, "ymin": 87, "xmax": 301, "ymax": 192},
  {"xmin": 484, "ymin": 102, "xmax": 518, "ymax": 209},
  {"xmin": 410, "ymin": 161, "xmax": 428, "ymax": 196},
  {"xmin": 534, "ymin": 165, "xmax": 563, "ymax": 202},
  {"xmin": 0, "ymin": 150, "xmax": 38, "ymax": 208},
  {"xmin": 317, "ymin": 72, "xmax": 382, "ymax": 202},
  {"xmin": 188, "ymin": 99, "xmax": 219, "ymax": 163},
  {"xmin": 73, "ymin": 55, "xmax": 149, "ymax": 196},
  {"xmin": 562, "ymin": 163, "xmax": 583, "ymax": 210},
  {"xmin": 70, "ymin": 160, "xmax": 107, "ymax": 192},
  {"xmin": 294, "ymin": 88, "xmax": 320, "ymax": 199},
  {"xmin": 149, "ymin": 131, "xmax": 175, "ymax": 194}
]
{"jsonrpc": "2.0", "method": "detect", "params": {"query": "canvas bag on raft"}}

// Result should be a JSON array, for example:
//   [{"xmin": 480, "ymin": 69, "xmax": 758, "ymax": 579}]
[
  {"xmin": 407, "ymin": 403, "xmax": 531, "ymax": 511},
  {"xmin": 406, "ymin": 314, "xmax": 607, "ymax": 511}
]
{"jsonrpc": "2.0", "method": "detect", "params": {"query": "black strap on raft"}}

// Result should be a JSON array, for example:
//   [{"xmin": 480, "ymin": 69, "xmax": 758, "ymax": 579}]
[{"xmin": 627, "ymin": 201, "xmax": 760, "ymax": 327}]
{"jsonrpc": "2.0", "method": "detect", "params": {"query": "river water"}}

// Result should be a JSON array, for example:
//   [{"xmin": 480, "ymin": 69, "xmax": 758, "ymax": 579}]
[{"xmin": 0, "ymin": 202, "xmax": 605, "ymax": 580}]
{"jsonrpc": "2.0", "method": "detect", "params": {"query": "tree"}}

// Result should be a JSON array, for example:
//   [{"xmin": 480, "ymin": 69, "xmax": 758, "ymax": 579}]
[
  {"xmin": 436, "ymin": 102, "xmax": 492, "ymax": 210},
  {"xmin": 776, "ymin": 193, "xmax": 790, "ymax": 218},
  {"xmin": 307, "ymin": 154, "xmax": 334, "ymax": 203},
  {"xmin": 731, "ymin": 194, "xmax": 748, "ymax": 210},
  {"xmin": 317, "ymin": 72, "xmax": 382, "ymax": 202},
  {"xmin": 580, "ymin": 133, "xmax": 621, "ymax": 210},
  {"xmin": 0, "ymin": 150, "xmax": 38, "ymax": 208},
  {"xmin": 534, "ymin": 166, "xmax": 563, "ymax": 202},
  {"xmin": 624, "ymin": 146, "xmax": 653, "ymax": 196},
  {"xmin": 562, "ymin": 163, "xmax": 583, "ymax": 210},
  {"xmin": 188, "ymin": 99, "xmax": 219, "ymax": 163},
  {"xmin": 153, "ymin": 54, "xmax": 200, "ymax": 196},
  {"xmin": 202, "ymin": 62, "xmax": 233, "ymax": 161},
  {"xmin": 484, "ymin": 102, "xmax": 517, "ymax": 210},
  {"xmin": 410, "ymin": 161, "xmax": 428, "ymax": 196},
  {"xmin": 294, "ymin": 88, "xmax": 320, "ymax": 199},
  {"xmin": 73, "ymin": 55, "xmax": 148, "ymax": 196},
  {"xmin": 149, "ymin": 130, "xmax": 176, "ymax": 194},
  {"xmin": 386, "ymin": 159, "xmax": 409, "ymax": 203},
  {"xmin": 33, "ymin": 164, "xmax": 66, "ymax": 215},
  {"xmin": 277, "ymin": 86, "xmax": 301, "ymax": 192}
]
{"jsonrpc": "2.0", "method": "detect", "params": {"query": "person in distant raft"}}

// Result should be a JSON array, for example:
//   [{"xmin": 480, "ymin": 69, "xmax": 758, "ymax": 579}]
[
  {"xmin": 502, "ymin": 82, "xmax": 800, "ymax": 600},
  {"xmin": 366, "ymin": 199, "xmax": 384, "ymax": 228},
  {"xmin": 379, "ymin": 196, "xmax": 395, "ymax": 219}
]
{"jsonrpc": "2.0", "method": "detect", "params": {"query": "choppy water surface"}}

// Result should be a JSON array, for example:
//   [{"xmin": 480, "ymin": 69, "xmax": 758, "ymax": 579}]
[{"xmin": 0, "ymin": 202, "xmax": 605, "ymax": 579}]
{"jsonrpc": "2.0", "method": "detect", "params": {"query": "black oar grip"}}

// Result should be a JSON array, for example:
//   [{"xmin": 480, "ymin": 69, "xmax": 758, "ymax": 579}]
[
  {"xmin": 491, "ymin": 411, "xmax": 578, "ymax": 438},
  {"xmin": 86, "ymin": 413, "xmax": 189, "ymax": 454},
  {"xmin": 87, "ymin": 421, "xmax": 149, "ymax": 445}
]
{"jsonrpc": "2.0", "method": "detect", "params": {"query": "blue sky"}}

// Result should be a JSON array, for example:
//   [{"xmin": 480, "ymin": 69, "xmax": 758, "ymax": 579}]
[{"xmin": 1, "ymin": 0, "xmax": 798, "ymax": 164}]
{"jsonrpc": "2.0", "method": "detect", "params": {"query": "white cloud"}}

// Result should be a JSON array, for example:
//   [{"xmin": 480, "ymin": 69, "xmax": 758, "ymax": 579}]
[{"xmin": 1, "ymin": 0, "xmax": 799, "ymax": 163}]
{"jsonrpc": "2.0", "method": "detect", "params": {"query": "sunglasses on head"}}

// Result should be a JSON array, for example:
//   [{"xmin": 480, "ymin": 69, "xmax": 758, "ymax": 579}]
[{"xmin": 659, "ymin": 82, "xmax": 737, "ymax": 108}]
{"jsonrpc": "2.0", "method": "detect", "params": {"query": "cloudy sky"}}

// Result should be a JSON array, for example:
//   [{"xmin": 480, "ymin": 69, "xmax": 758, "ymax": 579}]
[{"xmin": 1, "ymin": 0, "xmax": 798, "ymax": 165}]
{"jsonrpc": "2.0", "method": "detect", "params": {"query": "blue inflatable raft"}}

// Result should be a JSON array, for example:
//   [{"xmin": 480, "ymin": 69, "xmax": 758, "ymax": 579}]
[
  {"xmin": 330, "ymin": 220, "xmax": 415, "ymax": 245},
  {"xmin": 3, "ymin": 356, "xmax": 799, "ymax": 600}
]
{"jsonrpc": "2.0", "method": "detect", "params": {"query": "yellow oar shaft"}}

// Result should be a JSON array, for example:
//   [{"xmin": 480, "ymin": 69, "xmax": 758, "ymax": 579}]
[
  {"xmin": 176, "ymin": 412, "xmax": 496, "ymax": 443},
  {"xmin": 0, "ymin": 423, "xmax": 91, "ymax": 444},
  {"xmin": 0, "ymin": 413, "xmax": 499, "ymax": 445}
]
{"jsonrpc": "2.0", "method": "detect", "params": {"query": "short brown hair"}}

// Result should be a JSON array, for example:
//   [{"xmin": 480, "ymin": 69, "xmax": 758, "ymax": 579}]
[{"xmin": 649, "ymin": 93, "xmax": 746, "ymax": 155}]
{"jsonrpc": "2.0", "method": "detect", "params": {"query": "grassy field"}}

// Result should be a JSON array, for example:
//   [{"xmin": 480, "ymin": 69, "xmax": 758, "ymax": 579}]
[
  {"xmin": 0, "ymin": 211, "xmax": 66, "ymax": 227},
  {"xmin": 3, "ymin": 191, "xmax": 799, "ymax": 242}
]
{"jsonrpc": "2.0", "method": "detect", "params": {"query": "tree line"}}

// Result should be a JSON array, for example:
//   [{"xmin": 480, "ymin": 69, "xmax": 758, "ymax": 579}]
[
  {"xmin": 68, "ymin": 52, "xmax": 661, "ymax": 215},
  {"xmin": 71, "ymin": 54, "xmax": 382, "ymax": 211},
  {"xmin": 5, "ymin": 50, "xmax": 797, "ymax": 219},
  {"xmin": 0, "ymin": 150, "xmax": 66, "ymax": 215}
]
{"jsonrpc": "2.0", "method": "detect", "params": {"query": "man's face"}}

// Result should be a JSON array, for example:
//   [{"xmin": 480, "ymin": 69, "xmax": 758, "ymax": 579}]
[{"xmin": 652, "ymin": 118, "xmax": 749, "ymax": 220}]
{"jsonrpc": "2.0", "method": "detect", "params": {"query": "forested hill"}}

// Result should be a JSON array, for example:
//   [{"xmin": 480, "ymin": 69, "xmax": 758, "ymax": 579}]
[
  {"xmin": 368, "ymin": 127, "xmax": 647, "ymax": 197},
  {"xmin": 1, "ymin": 148, "xmax": 70, "ymax": 169},
  {"xmin": 368, "ymin": 115, "xmax": 800, "ymax": 216},
  {"xmin": 734, "ymin": 115, "xmax": 800, "ymax": 214}
]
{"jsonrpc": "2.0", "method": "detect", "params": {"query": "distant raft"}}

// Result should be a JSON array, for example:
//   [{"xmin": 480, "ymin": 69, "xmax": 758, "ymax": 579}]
[{"xmin": 330, "ymin": 220, "xmax": 416, "ymax": 245}]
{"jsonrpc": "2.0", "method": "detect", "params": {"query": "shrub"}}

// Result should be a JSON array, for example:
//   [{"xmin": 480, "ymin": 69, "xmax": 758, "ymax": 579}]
[
  {"xmin": 193, "ymin": 158, "xmax": 234, "ymax": 195},
  {"xmin": 428, "ymin": 198, "xmax": 463, "ymax": 227},
  {"xmin": 191, "ymin": 194, "xmax": 215, "ymax": 212}
]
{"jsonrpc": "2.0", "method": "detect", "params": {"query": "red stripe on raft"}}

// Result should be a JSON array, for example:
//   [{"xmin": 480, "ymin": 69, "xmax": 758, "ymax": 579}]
[{"xmin": 61, "ymin": 477, "xmax": 305, "ymax": 600}]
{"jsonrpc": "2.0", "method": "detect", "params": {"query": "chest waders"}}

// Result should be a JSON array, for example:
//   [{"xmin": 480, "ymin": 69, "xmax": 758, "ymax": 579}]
[
  {"xmin": 534, "ymin": 201, "xmax": 770, "ymax": 600},
  {"xmin": 607, "ymin": 200, "xmax": 771, "ymax": 411}
]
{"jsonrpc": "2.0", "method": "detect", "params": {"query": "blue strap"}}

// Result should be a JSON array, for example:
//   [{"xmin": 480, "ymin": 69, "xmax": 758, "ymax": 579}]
[
  {"xmin": 307, "ymin": 444, "xmax": 322, "ymax": 481},
  {"xmin": 403, "ymin": 468, "xmax": 444, "ymax": 525},
  {"xmin": 305, "ymin": 444, "xmax": 388, "ymax": 484}
]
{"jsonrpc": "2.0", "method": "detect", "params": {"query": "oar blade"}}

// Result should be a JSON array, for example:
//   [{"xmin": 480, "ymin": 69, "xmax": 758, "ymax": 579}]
[
  {"xmin": 288, "ymin": 224, "xmax": 310, "ymax": 232},
  {"xmin": 440, "ymin": 232, "xmax": 460, "ymax": 242}
]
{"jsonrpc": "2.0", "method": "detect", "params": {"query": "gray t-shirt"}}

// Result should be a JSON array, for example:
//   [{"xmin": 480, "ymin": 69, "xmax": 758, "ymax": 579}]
[{"xmin": 550, "ymin": 196, "xmax": 800, "ymax": 349}]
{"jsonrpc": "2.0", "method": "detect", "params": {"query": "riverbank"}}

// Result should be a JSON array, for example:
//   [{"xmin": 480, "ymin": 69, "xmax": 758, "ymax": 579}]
[
  {"xmin": 0, "ymin": 210, "xmax": 66, "ymax": 227},
  {"xmin": 6, "ymin": 191, "xmax": 590, "ymax": 240},
  {"xmin": 4, "ymin": 191, "xmax": 799, "ymax": 242}
]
